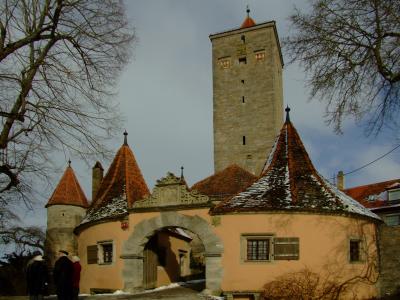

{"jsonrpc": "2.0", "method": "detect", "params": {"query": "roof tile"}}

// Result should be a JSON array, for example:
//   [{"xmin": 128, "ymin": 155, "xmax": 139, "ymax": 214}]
[
  {"xmin": 212, "ymin": 114, "xmax": 380, "ymax": 221},
  {"xmin": 46, "ymin": 166, "xmax": 89, "ymax": 208}
]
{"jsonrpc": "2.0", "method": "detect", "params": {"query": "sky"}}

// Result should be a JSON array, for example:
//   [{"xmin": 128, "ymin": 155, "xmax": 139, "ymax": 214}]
[{"xmin": 15, "ymin": 0, "xmax": 400, "ymax": 230}]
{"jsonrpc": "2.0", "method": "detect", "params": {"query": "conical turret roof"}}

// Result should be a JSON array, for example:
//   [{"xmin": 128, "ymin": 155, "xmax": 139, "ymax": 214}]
[
  {"xmin": 82, "ymin": 133, "xmax": 150, "ymax": 224},
  {"xmin": 212, "ymin": 109, "xmax": 380, "ymax": 220},
  {"xmin": 46, "ymin": 163, "xmax": 89, "ymax": 208}
]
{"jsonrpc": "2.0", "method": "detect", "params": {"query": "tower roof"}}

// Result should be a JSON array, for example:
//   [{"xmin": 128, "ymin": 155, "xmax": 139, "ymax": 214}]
[
  {"xmin": 240, "ymin": 6, "xmax": 256, "ymax": 28},
  {"xmin": 83, "ymin": 133, "xmax": 150, "ymax": 224},
  {"xmin": 46, "ymin": 164, "xmax": 89, "ymax": 208},
  {"xmin": 191, "ymin": 164, "xmax": 257, "ymax": 201},
  {"xmin": 212, "ymin": 109, "xmax": 380, "ymax": 221}
]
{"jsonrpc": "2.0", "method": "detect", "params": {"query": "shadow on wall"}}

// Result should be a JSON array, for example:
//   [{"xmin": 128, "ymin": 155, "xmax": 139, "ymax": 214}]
[{"xmin": 263, "ymin": 218, "xmax": 379, "ymax": 299}]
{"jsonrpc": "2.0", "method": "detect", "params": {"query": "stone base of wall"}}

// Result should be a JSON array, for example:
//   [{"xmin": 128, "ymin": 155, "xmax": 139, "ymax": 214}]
[{"xmin": 378, "ymin": 224, "xmax": 400, "ymax": 297}]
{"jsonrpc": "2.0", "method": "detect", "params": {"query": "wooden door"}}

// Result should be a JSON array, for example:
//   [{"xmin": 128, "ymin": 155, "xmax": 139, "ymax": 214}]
[{"xmin": 143, "ymin": 235, "xmax": 158, "ymax": 289}]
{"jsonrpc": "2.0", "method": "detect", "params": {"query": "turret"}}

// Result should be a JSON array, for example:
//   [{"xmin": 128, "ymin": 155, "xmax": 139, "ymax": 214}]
[{"xmin": 45, "ymin": 161, "xmax": 89, "ymax": 267}]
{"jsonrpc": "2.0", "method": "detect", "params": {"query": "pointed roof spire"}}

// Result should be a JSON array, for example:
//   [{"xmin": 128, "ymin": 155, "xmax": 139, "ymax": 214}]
[
  {"xmin": 89, "ymin": 141, "xmax": 150, "ymax": 211},
  {"xmin": 285, "ymin": 106, "xmax": 291, "ymax": 123},
  {"xmin": 123, "ymin": 130, "xmax": 128, "ymax": 145},
  {"xmin": 241, "ymin": 5, "xmax": 256, "ymax": 28},
  {"xmin": 212, "ymin": 116, "xmax": 379, "ymax": 220},
  {"xmin": 180, "ymin": 166, "xmax": 184, "ymax": 179},
  {"xmin": 46, "ymin": 164, "xmax": 89, "ymax": 208}
]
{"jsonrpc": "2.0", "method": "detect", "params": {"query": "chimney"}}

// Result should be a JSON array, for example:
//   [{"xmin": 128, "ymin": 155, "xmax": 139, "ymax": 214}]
[
  {"xmin": 92, "ymin": 161, "xmax": 104, "ymax": 201},
  {"xmin": 337, "ymin": 171, "xmax": 345, "ymax": 190}
]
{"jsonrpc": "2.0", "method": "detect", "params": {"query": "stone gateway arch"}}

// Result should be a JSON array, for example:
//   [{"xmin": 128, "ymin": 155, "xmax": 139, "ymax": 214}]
[{"xmin": 121, "ymin": 211, "xmax": 223, "ymax": 295}]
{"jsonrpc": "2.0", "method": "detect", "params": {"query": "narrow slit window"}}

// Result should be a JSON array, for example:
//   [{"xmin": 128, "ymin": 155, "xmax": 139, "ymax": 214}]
[
  {"xmin": 243, "ymin": 136, "xmax": 246, "ymax": 145},
  {"xmin": 242, "ymin": 96, "xmax": 245, "ymax": 103},
  {"xmin": 239, "ymin": 57, "xmax": 247, "ymax": 64},
  {"xmin": 241, "ymin": 79, "xmax": 245, "ymax": 84}
]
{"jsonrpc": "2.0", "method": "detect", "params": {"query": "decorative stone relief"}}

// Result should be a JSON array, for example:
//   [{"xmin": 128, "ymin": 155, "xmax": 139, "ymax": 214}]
[{"xmin": 132, "ymin": 172, "xmax": 209, "ymax": 209}]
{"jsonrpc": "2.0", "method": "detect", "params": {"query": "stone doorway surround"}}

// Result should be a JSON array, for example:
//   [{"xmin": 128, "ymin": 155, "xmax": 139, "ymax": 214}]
[{"xmin": 121, "ymin": 211, "xmax": 223, "ymax": 295}]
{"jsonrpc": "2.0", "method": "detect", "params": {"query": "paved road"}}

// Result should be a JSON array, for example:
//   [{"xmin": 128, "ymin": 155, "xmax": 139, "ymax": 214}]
[{"xmin": 82, "ymin": 283, "xmax": 207, "ymax": 300}]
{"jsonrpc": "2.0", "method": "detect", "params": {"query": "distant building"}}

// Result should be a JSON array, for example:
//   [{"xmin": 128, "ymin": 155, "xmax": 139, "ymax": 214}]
[{"xmin": 345, "ymin": 179, "xmax": 400, "ymax": 296}]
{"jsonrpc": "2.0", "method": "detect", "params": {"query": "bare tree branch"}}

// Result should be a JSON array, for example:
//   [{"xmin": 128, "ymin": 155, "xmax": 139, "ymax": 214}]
[{"xmin": 284, "ymin": 0, "xmax": 400, "ymax": 135}]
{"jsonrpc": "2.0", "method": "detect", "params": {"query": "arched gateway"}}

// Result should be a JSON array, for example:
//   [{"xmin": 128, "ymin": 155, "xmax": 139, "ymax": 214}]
[{"xmin": 121, "ymin": 211, "xmax": 223, "ymax": 294}]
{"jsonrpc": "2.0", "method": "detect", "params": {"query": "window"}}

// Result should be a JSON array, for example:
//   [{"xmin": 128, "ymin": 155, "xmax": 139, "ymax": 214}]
[
  {"xmin": 255, "ymin": 50, "xmax": 266, "ymax": 61},
  {"xmin": 242, "ymin": 96, "xmax": 245, "ymax": 103},
  {"xmin": 241, "ymin": 35, "xmax": 246, "ymax": 43},
  {"xmin": 384, "ymin": 214, "xmax": 400, "ymax": 226},
  {"xmin": 388, "ymin": 188, "xmax": 400, "ymax": 201},
  {"xmin": 241, "ymin": 235, "xmax": 299, "ymax": 262},
  {"xmin": 238, "ymin": 56, "xmax": 247, "ymax": 64},
  {"xmin": 274, "ymin": 237, "xmax": 300, "ymax": 260},
  {"xmin": 242, "ymin": 136, "xmax": 246, "ymax": 145},
  {"xmin": 349, "ymin": 239, "xmax": 362, "ymax": 262},
  {"xmin": 241, "ymin": 79, "xmax": 245, "ymax": 84},
  {"xmin": 98, "ymin": 241, "xmax": 113, "ymax": 264},
  {"xmin": 247, "ymin": 238, "xmax": 271, "ymax": 261},
  {"xmin": 218, "ymin": 57, "xmax": 231, "ymax": 69}
]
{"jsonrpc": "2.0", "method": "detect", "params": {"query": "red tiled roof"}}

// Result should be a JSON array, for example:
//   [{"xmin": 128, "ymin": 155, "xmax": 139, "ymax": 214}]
[
  {"xmin": 344, "ymin": 179, "xmax": 400, "ymax": 208},
  {"xmin": 191, "ymin": 164, "xmax": 257, "ymax": 200},
  {"xmin": 241, "ymin": 16, "xmax": 256, "ymax": 28},
  {"xmin": 90, "ymin": 143, "xmax": 150, "ymax": 210},
  {"xmin": 212, "ymin": 110, "xmax": 379, "ymax": 220},
  {"xmin": 46, "ymin": 165, "xmax": 89, "ymax": 208}
]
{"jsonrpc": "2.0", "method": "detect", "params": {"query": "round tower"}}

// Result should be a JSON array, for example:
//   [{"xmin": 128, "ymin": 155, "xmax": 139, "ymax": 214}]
[{"xmin": 45, "ymin": 161, "xmax": 89, "ymax": 267}]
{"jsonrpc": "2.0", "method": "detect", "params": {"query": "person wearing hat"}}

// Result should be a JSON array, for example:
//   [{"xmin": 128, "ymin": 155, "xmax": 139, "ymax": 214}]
[
  {"xmin": 53, "ymin": 250, "xmax": 73, "ymax": 300},
  {"xmin": 26, "ymin": 251, "xmax": 48, "ymax": 300}
]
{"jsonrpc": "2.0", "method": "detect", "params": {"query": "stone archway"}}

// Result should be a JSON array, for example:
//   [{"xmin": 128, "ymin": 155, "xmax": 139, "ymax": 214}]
[{"xmin": 121, "ymin": 211, "xmax": 223, "ymax": 295}]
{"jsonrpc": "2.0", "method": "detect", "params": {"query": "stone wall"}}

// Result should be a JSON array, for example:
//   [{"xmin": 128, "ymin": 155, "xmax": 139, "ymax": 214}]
[
  {"xmin": 378, "ymin": 224, "xmax": 400, "ymax": 296},
  {"xmin": 210, "ymin": 22, "xmax": 283, "ymax": 175},
  {"xmin": 45, "ymin": 205, "xmax": 86, "ymax": 267}
]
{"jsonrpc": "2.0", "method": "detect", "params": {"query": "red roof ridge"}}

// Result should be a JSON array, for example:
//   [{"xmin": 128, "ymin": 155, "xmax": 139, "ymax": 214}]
[{"xmin": 46, "ymin": 165, "xmax": 89, "ymax": 208}]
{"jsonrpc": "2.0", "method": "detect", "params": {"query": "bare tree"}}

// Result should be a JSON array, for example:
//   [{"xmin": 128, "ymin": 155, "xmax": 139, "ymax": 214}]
[
  {"xmin": 0, "ymin": 0, "xmax": 134, "ymax": 205},
  {"xmin": 284, "ymin": 0, "xmax": 400, "ymax": 134},
  {"xmin": 1, "ymin": 225, "xmax": 45, "ymax": 253}
]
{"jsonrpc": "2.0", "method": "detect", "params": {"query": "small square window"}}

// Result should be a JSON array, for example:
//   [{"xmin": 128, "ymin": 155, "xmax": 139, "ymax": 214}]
[
  {"xmin": 255, "ymin": 50, "xmax": 265, "ymax": 61},
  {"xmin": 388, "ymin": 188, "xmax": 400, "ymax": 201},
  {"xmin": 349, "ymin": 239, "xmax": 362, "ymax": 262},
  {"xmin": 385, "ymin": 214, "xmax": 400, "ymax": 226},
  {"xmin": 98, "ymin": 241, "xmax": 113, "ymax": 264},
  {"xmin": 218, "ymin": 57, "xmax": 231, "ymax": 69},
  {"xmin": 247, "ymin": 238, "xmax": 271, "ymax": 261},
  {"xmin": 238, "ymin": 57, "xmax": 247, "ymax": 64}
]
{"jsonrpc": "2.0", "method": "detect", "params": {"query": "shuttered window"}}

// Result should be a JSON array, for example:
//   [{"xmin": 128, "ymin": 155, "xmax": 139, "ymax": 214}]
[
  {"xmin": 87, "ymin": 245, "xmax": 98, "ymax": 264},
  {"xmin": 274, "ymin": 237, "xmax": 299, "ymax": 260}
]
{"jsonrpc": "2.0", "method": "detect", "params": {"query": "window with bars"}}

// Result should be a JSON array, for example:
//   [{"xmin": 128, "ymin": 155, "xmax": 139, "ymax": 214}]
[
  {"xmin": 242, "ymin": 235, "xmax": 299, "ymax": 262},
  {"xmin": 98, "ymin": 241, "xmax": 113, "ymax": 264},
  {"xmin": 247, "ymin": 239, "xmax": 270, "ymax": 260}
]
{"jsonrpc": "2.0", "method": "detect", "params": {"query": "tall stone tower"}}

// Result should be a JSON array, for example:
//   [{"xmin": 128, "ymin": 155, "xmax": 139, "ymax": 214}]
[
  {"xmin": 209, "ymin": 9, "xmax": 284, "ymax": 175},
  {"xmin": 45, "ymin": 162, "xmax": 88, "ymax": 267}
]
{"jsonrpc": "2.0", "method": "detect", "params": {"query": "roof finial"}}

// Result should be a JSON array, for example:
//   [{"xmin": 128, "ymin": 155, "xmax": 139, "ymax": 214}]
[
  {"xmin": 246, "ymin": 5, "xmax": 250, "ymax": 17},
  {"xmin": 285, "ymin": 106, "xmax": 291, "ymax": 123},
  {"xmin": 180, "ymin": 166, "xmax": 184, "ymax": 179},
  {"xmin": 68, "ymin": 159, "xmax": 71, "ymax": 167},
  {"xmin": 123, "ymin": 130, "xmax": 128, "ymax": 145}
]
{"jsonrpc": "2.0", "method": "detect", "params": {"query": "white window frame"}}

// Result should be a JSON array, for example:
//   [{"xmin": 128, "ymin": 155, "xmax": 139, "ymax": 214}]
[
  {"xmin": 388, "ymin": 188, "xmax": 400, "ymax": 201},
  {"xmin": 384, "ymin": 213, "xmax": 400, "ymax": 226},
  {"xmin": 97, "ymin": 240, "xmax": 114, "ymax": 265}
]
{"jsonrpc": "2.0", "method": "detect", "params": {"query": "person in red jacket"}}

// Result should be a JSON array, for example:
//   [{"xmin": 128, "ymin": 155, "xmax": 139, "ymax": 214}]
[{"xmin": 71, "ymin": 256, "xmax": 81, "ymax": 300}]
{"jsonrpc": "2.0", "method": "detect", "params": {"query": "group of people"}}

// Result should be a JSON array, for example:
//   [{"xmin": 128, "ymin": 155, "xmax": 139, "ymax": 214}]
[{"xmin": 26, "ymin": 250, "xmax": 81, "ymax": 300}]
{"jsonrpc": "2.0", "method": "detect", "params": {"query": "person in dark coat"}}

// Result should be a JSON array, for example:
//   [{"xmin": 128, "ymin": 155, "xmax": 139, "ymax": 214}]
[
  {"xmin": 71, "ymin": 256, "xmax": 81, "ymax": 300},
  {"xmin": 53, "ymin": 250, "xmax": 73, "ymax": 300},
  {"xmin": 26, "ymin": 252, "xmax": 48, "ymax": 300}
]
